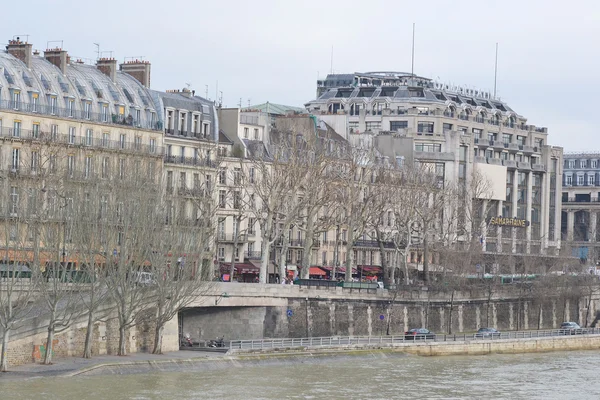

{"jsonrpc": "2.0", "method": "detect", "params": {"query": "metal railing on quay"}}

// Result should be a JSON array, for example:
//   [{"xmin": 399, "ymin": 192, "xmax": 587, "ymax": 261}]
[{"xmin": 228, "ymin": 327, "xmax": 600, "ymax": 350}]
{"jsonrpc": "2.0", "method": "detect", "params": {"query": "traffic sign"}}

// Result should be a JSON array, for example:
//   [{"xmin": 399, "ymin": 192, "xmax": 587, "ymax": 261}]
[
  {"xmin": 286, "ymin": 309, "xmax": 293, "ymax": 317},
  {"xmin": 379, "ymin": 314, "xmax": 385, "ymax": 320}
]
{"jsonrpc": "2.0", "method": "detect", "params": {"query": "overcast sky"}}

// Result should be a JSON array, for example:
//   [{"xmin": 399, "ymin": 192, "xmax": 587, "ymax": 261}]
[{"xmin": 5, "ymin": 0, "xmax": 599, "ymax": 151}]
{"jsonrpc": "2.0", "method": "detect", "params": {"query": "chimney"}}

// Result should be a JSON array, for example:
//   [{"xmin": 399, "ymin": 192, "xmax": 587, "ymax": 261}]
[
  {"xmin": 6, "ymin": 37, "xmax": 33, "ymax": 68},
  {"xmin": 120, "ymin": 59, "xmax": 151, "ymax": 88},
  {"xmin": 96, "ymin": 57, "xmax": 117, "ymax": 82},
  {"xmin": 44, "ymin": 47, "xmax": 69, "ymax": 75}
]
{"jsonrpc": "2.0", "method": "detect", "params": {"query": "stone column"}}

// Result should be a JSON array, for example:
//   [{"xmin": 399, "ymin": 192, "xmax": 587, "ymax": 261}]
[
  {"xmin": 480, "ymin": 199, "xmax": 489, "ymax": 251},
  {"xmin": 567, "ymin": 210, "xmax": 575, "ymax": 242}
]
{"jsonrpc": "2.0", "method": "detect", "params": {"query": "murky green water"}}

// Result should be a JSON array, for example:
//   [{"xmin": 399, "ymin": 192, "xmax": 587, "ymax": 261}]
[{"xmin": 1, "ymin": 351, "xmax": 599, "ymax": 399}]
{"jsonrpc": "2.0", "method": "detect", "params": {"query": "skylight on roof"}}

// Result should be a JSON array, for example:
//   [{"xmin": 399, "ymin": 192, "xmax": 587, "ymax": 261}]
[
  {"xmin": 137, "ymin": 89, "xmax": 149, "ymax": 106},
  {"xmin": 57, "ymin": 75, "xmax": 69, "ymax": 93},
  {"xmin": 202, "ymin": 104, "xmax": 210, "ymax": 114},
  {"xmin": 74, "ymin": 79, "xmax": 86, "ymax": 96},
  {"xmin": 22, "ymin": 71, "xmax": 32, "ymax": 87},
  {"xmin": 91, "ymin": 80, "xmax": 103, "ymax": 99},
  {"xmin": 40, "ymin": 74, "xmax": 51, "ymax": 90},
  {"xmin": 107, "ymin": 85, "xmax": 120, "ymax": 101},
  {"xmin": 122, "ymin": 88, "xmax": 134, "ymax": 103},
  {"xmin": 4, "ymin": 69, "xmax": 15, "ymax": 85}
]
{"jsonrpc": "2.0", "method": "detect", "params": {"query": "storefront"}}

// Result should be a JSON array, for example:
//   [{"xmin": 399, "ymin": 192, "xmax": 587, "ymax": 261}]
[{"xmin": 220, "ymin": 263, "xmax": 260, "ymax": 282}]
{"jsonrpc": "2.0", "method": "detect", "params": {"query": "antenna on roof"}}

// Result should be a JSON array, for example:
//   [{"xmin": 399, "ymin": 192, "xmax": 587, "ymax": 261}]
[
  {"xmin": 46, "ymin": 40, "xmax": 64, "ymax": 50},
  {"xmin": 94, "ymin": 43, "xmax": 100, "ymax": 60},
  {"xmin": 493, "ymin": 42, "xmax": 498, "ymax": 99},
  {"xmin": 411, "ymin": 23, "xmax": 416, "ymax": 76}
]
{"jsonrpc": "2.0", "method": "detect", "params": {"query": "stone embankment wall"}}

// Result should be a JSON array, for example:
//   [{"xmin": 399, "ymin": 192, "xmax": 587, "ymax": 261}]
[
  {"xmin": 181, "ymin": 288, "xmax": 593, "ymax": 341},
  {"xmin": 4, "ymin": 307, "xmax": 178, "ymax": 367}
]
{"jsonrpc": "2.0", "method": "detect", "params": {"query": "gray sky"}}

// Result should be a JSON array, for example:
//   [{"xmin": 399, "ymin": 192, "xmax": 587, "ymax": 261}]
[{"xmin": 6, "ymin": 0, "xmax": 599, "ymax": 151}]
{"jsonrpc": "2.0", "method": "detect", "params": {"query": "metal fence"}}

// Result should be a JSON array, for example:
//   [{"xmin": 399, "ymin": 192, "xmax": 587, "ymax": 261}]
[{"xmin": 228, "ymin": 328, "xmax": 600, "ymax": 350}]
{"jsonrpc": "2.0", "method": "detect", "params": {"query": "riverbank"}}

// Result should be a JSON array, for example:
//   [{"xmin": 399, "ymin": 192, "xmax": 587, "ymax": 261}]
[{"xmin": 3, "ymin": 333, "xmax": 600, "ymax": 380}]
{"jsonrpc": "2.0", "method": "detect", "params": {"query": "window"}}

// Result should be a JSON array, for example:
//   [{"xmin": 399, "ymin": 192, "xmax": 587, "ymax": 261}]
[
  {"xmin": 101, "ymin": 104, "xmax": 108, "ymax": 122},
  {"xmin": 119, "ymin": 134, "xmax": 126, "ymax": 149},
  {"xmin": 102, "ymin": 157, "xmax": 110, "ymax": 178},
  {"xmin": 11, "ymin": 148, "xmax": 19, "ymax": 170},
  {"xmin": 10, "ymin": 187, "xmax": 18, "ymax": 215},
  {"xmin": 472, "ymin": 128, "xmax": 482, "ymax": 138},
  {"xmin": 249, "ymin": 167, "xmax": 255, "ymax": 184},
  {"xmin": 365, "ymin": 121, "xmax": 381, "ymax": 131},
  {"xmin": 11, "ymin": 90, "xmax": 21, "ymax": 109},
  {"xmin": 32, "ymin": 123, "xmax": 40, "ymax": 138},
  {"xmin": 417, "ymin": 122, "xmax": 434, "ymax": 134},
  {"xmin": 322, "ymin": 231, "xmax": 328, "ymax": 242},
  {"xmin": 202, "ymin": 122, "xmax": 209, "ymax": 137},
  {"xmin": 581, "ymin": 159, "xmax": 587, "ymax": 168},
  {"xmin": 31, "ymin": 93, "xmax": 39, "ymax": 112},
  {"xmin": 49, "ymin": 96, "xmax": 57, "ymax": 114},
  {"xmin": 390, "ymin": 121, "xmax": 408, "ymax": 131},
  {"xmin": 193, "ymin": 115, "xmax": 199, "ymax": 134},
  {"xmin": 534, "ymin": 138, "xmax": 543, "ymax": 148},
  {"xmin": 233, "ymin": 191, "xmax": 241, "ymax": 209},
  {"xmin": 248, "ymin": 218, "xmax": 255, "ymax": 235},
  {"xmin": 134, "ymin": 136, "xmax": 142, "ymax": 150},
  {"xmin": 566, "ymin": 175, "xmax": 572, "ymax": 186},
  {"xmin": 589, "ymin": 175, "xmax": 595, "ymax": 186},
  {"xmin": 83, "ymin": 102, "xmax": 91, "ymax": 119},
  {"xmin": 85, "ymin": 129, "xmax": 93, "ymax": 146},
  {"xmin": 119, "ymin": 159, "xmax": 125, "ymax": 179},
  {"xmin": 502, "ymin": 133, "xmax": 512, "ymax": 144},
  {"xmin": 592, "ymin": 160, "xmax": 598, "ymax": 169},
  {"xmin": 219, "ymin": 190, "xmax": 226, "ymax": 208},
  {"xmin": 50, "ymin": 124, "xmax": 58, "ymax": 140},
  {"xmin": 567, "ymin": 160, "xmax": 575, "ymax": 169},
  {"xmin": 166, "ymin": 171, "xmax": 173, "ymax": 191},
  {"xmin": 179, "ymin": 112, "xmax": 187, "ymax": 133},
  {"xmin": 244, "ymin": 127, "xmax": 249, "ymax": 139},
  {"xmin": 84, "ymin": 156, "xmax": 93, "ymax": 178},
  {"xmin": 148, "ymin": 162, "xmax": 156, "ymax": 182},
  {"xmin": 322, "ymin": 251, "xmax": 327, "ymax": 265},
  {"xmin": 102, "ymin": 132, "xmax": 110, "ymax": 147},
  {"xmin": 415, "ymin": 143, "xmax": 441, "ymax": 152},
  {"xmin": 12, "ymin": 120, "xmax": 21, "ymax": 137},
  {"xmin": 68, "ymin": 126, "xmax": 76, "ymax": 144},
  {"xmin": 218, "ymin": 168, "xmax": 226, "ymax": 184},
  {"xmin": 254, "ymin": 128, "xmax": 259, "ymax": 140},
  {"xmin": 234, "ymin": 168, "xmax": 241, "ymax": 185},
  {"xmin": 31, "ymin": 151, "xmax": 39, "ymax": 172},
  {"xmin": 218, "ymin": 247, "xmax": 225, "ymax": 260},
  {"xmin": 577, "ymin": 175, "xmax": 584, "ymax": 186},
  {"xmin": 205, "ymin": 174, "xmax": 211, "ymax": 192},
  {"xmin": 150, "ymin": 138, "xmax": 156, "ymax": 153},
  {"xmin": 516, "ymin": 135, "xmax": 526, "ymax": 146},
  {"xmin": 443, "ymin": 123, "xmax": 453, "ymax": 132},
  {"xmin": 180, "ymin": 172, "xmax": 186, "ymax": 189},
  {"xmin": 67, "ymin": 155, "xmax": 75, "ymax": 177}
]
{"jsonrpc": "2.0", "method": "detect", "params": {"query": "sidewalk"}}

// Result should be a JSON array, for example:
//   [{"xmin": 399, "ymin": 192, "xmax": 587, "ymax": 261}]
[{"xmin": 1, "ymin": 350, "xmax": 225, "ymax": 380}]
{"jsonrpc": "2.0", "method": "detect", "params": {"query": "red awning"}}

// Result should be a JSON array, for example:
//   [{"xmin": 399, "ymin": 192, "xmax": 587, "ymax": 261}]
[
  {"xmin": 309, "ymin": 267, "xmax": 327, "ymax": 276},
  {"xmin": 319, "ymin": 266, "xmax": 358, "ymax": 274},
  {"xmin": 359, "ymin": 265, "xmax": 383, "ymax": 273},
  {"xmin": 220, "ymin": 263, "xmax": 260, "ymax": 274}
]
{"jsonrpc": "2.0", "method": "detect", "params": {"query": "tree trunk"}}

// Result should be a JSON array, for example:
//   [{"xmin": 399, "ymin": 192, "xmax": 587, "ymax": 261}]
[
  {"xmin": 375, "ymin": 227, "xmax": 390, "ymax": 287},
  {"xmin": 229, "ymin": 215, "xmax": 241, "ymax": 281},
  {"xmin": 259, "ymin": 236, "xmax": 270, "ymax": 284},
  {"xmin": 422, "ymin": 234, "xmax": 429, "ymax": 284},
  {"xmin": 301, "ymin": 213, "xmax": 316, "ymax": 279},
  {"xmin": 152, "ymin": 324, "xmax": 164, "ymax": 354},
  {"xmin": 43, "ymin": 326, "xmax": 55, "ymax": 365},
  {"xmin": 83, "ymin": 309, "xmax": 94, "ymax": 358},
  {"xmin": 448, "ymin": 290, "xmax": 455, "ymax": 334},
  {"xmin": 279, "ymin": 230, "xmax": 290, "ymax": 282},
  {"xmin": 118, "ymin": 325, "xmax": 127, "ymax": 356},
  {"xmin": 1, "ymin": 328, "xmax": 10, "ymax": 372},
  {"xmin": 345, "ymin": 240, "xmax": 354, "ymax": 282}
]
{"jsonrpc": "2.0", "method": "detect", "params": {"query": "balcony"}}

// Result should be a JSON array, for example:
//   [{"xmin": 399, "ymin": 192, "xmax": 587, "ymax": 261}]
[
  {"xmin": 503, "ymin": 160, "xmax": 518, "ymax": 168},
  {"xmin": 177, "ymin": 186, "xmax": 208, "ymax": 197},
  {"xmin": 414, "ymin": 151, "xmax": 455, "ymax": 162},
  {"xmin": 217, "ymin": 233, "xmax": 248, "ymax": 243},
  {"xmin": 508, "ymin": 143, "xmax": 520, "ymax": 150},
  {"xmin": 564, "ymin": 197, "xmax": 600, "ymax": 203},
  {"xmin": 353, "ymin": 239, "xmax": 395, "ymax": 249},
  {"xmin": 523, "ymin": 145, "xmax": 535, "ymax": 153},
  {"xmin": 0, "ymin": 127, "xmax": 163, "ymax": 156},
  {"xmin": 163, "ymin": 155, "xmax": 215, "ymax": 168},
  {"xmin": 475, "ymin": 138, "xmax": 490, "ymax": 147},
  {"xmin": 532, "ymin": 163, "xmax": 546, "ymax": 172},
  {"xmin": 0, "ymin": 100, "xmax": 162, "ymax": 131},
  {"xmin": 488, "ymin": 158, "xmax": 503, "ymax": 166},
  {"xmin": 517, "ymin": 161, "xmax": 531, "ymax": 170},
  {"xmin": 244, "ymin": 251, "xmax": 262, "ymax": 260},
  {"xmin": 474, "ymin": 156, "xmax": 488, "ymax": 164}
]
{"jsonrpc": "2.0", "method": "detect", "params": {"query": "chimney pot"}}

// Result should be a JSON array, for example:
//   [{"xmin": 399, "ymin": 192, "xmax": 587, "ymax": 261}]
[
  {"xmin": 6, "ymin": 38, "xmax": 33, "ymax": 68},
  {"xmin": 120, "ymin": 60, "xmax": 151, "ymax": 88}
]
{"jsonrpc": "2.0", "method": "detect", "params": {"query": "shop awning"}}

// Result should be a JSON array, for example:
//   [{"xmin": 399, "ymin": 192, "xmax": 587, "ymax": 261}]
[
  {"xmin": 309, "ymin": 267, "xmax": 327, "ymax": 276},
  {"xmin": 359, "ymin": 265, "xmax": 383, "ymax": 274},
  {"xmin": 320, "ymin": 266, "xmax": 358, "ymax": 274},
  {"xmin": 220, "ymin": 263, "xmax": 260, "ymax": 274}
]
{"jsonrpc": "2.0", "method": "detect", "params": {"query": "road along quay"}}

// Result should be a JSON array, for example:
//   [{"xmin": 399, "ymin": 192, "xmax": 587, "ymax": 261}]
[{"xmin": 225, "ymin": 328, "xmax": 600, "ymax": 357}]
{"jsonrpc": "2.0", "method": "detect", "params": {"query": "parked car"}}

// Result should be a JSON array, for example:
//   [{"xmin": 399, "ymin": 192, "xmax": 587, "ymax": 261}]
[
  {"xmin": 559, "ymin": 322, "xmax": 583, "ymax": 335},
  {"xmin": 475, "ymin": 327, "xmax": 501, "ymax": 338},
  {"xmin": 404, "ymin": 328, "xmax": 436, "ymax": 340}
]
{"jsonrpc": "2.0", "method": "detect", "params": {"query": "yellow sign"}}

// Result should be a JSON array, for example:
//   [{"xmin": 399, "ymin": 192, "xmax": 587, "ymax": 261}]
[{"xmin": 488, "ymin": 217, "xmax": 529, "ymax": 228}]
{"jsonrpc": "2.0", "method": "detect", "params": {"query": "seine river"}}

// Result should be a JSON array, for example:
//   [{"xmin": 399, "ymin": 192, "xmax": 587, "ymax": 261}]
[{"xmin": 2, "ymin": 351, "xmax": 600, "ymax": 399}]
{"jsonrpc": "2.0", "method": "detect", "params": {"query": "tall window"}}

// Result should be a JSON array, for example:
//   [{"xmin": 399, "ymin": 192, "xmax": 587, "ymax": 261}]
[
  {"xmin": 149, "ymin": 138, "xmax": 156, "ymax": 153},
  {"xmin": 119, "ymin": 159, "xmax": 125, "ymax": 179},
  {"xmin": 67, "ymin": 99, "xmax": 74, "ymax": 117},
  {"xmin": 10, "ymin": 187, "xmax": 18, "ymax": 215},
  {"xmin": 67, "ymin": 155, "xmax": 75, "ymax": 177},
  {"xmin": 68, "ymin": 126, "xmax": 76, "ymax": 144},
  {"xmin": 12, "ymin": 121, "xmax": 21, "ymax": 138},
  {"xmin": 51, "ymin": 124, "xmax": 58, "ymax": 140},
  {"xmin": 84, "ymin": 156, "xmax": 93, "ymax": 178},
  {"xmin": 119, "ymin": 134, "xmax": 126, "ymax": 149},
  {"xmin": 102, "ymin": 132, "xmax": 110, "ymax": 147},
  {"xmin": 83, "ymin": 102, "xmax": 91, "ymax": 119},
  {"xmin": 577, "ymin": 175, "xmax": 584, "ymax": 186},
  {"xmin": 49, "ymin": 96, "xmax": 57, "ymax": 114},
  {"xmin": 219, "ymin": 190, "xmax": 226, "ymax": 208},
  {"xmin": 85, "ymin": 129, "xmax": 93, "ymax": 146},
  {"xmin": 101, "ymin": 104, "xmax": 108, "ymax": 122},
  {"xmin": 31, "ymin": 151, "xmax": 39, "ymax": 172},
  {"xmin": 102, "ymin": 157, "xmax": 110, "ymax": 178},
  {"xmin": 32, "ymin": 123, "xmax": 40, "ymax": 138},
  {"xmin": 566, "ymin": 175, "xmax": 573, "ymax": 186},
  {"xmin": 244, "ymin": 127, "xmax": 249, "ymax": 139},
  {"xmin": 31, "ymin": 93, "xmax": 39, "ymax": 112},
  {"xmin": 11, "ymin": 148, "xmax": 19, "ymax": 170},
  {"xmin": 134, "ymin": 136, "xmax": 142, "ymax": 150},
  {"xmin": 254, "ymin": 128, "xmax": 259, "ymax": 140}
]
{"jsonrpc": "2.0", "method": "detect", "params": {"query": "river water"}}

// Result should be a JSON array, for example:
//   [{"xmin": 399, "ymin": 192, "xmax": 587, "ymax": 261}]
[{"xmin": 2, "ymin": 351, "xmax": 600, "ymax": 399}]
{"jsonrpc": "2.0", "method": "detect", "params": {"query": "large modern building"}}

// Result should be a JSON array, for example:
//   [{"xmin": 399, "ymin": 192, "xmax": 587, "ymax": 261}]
[
  {"xmin": 305, "ymin": 72, "xmax": 564, "ymax": 270},
  {"xmin": 561, "ymin": 152, "xmax": 600, "ymax": 264}
]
